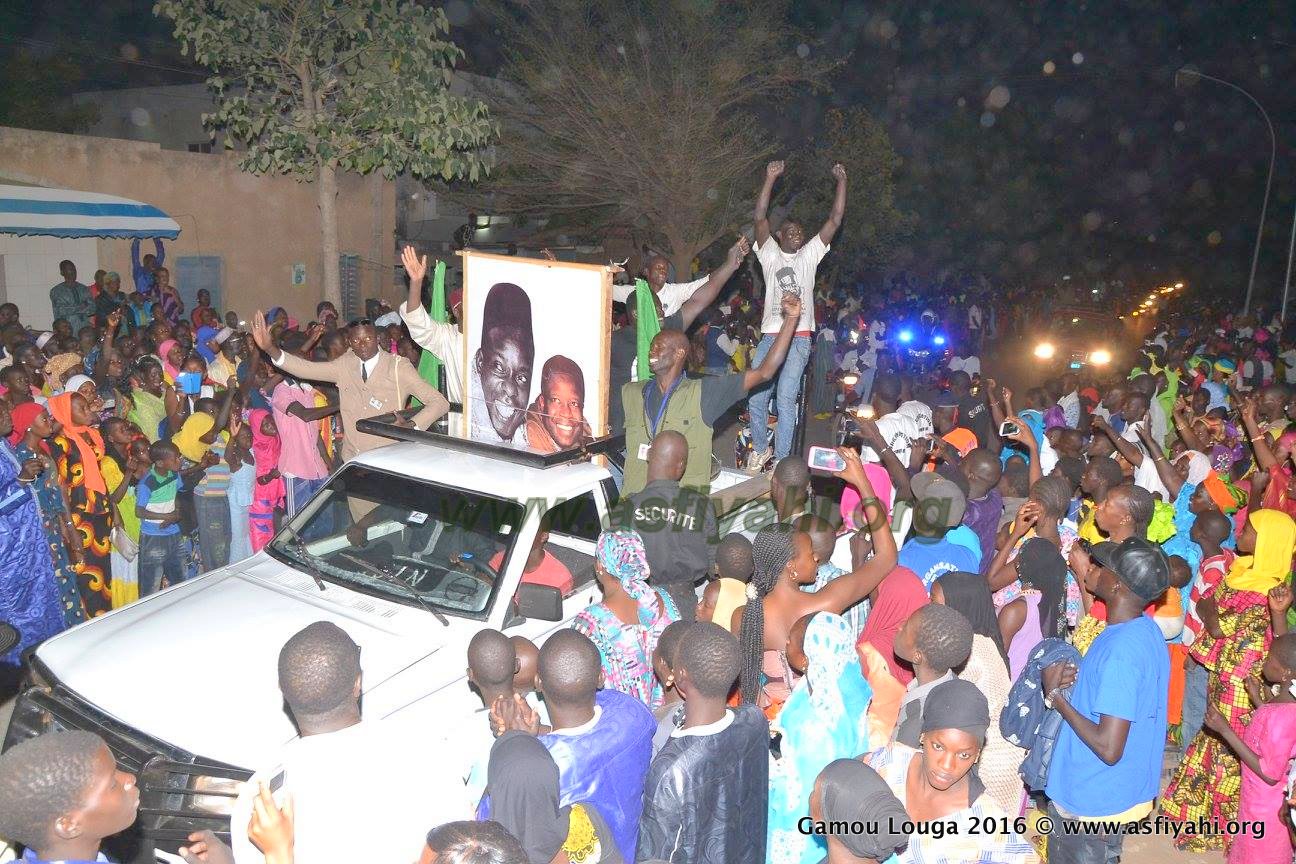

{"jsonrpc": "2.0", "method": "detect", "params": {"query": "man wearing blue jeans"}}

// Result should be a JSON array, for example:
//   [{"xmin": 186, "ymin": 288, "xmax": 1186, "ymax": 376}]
[
  {"xmin": 748, "ymin": 158, "xmax": 847, "ymax": 467},
  {"xmin": 136, "ymin": 441, "xmax": 185, "ymax": 596}
]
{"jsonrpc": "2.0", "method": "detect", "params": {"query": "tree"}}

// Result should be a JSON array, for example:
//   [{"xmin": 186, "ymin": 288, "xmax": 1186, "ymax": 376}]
[
  {"xmin": 472, "ymin": 0, "xmax": 838, "ymax": 280},
  {"xmin": 154, "ymin": 0, "xmax": 496, "ymax": 307},
  {"xmin": 785, "ymin": 107, "xmax": 911, "ymax": 285},
  {"xmin": 0, "ymin": 49, "xmax": 100, "ymax": 134}
]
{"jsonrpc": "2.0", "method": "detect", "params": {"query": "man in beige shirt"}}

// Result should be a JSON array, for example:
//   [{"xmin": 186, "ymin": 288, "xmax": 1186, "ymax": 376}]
[{"xmin": 250, "ymin": 310, "xmax": 448, "ymax": 461}]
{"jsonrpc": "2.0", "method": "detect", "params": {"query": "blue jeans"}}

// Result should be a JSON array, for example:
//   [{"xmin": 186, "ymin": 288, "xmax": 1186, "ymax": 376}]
[
  {"xmin": 139, "ymin": 532, "xmax": 183, "ymax": 597},
  {"xmin": 747, "ymin": 333, "xmax": 812, "ymax": 459},
  {"xmin": 1181, "ymin": 655, "xmax": 1209, "ymax": 748},
  {"xmin": 856, "ymin": 365, "xmax": 877, "ymax": 403},
  {"xmin": 1046, "ymin": 802, "xmax": 1124, "ymax": 864},
  {"xmin": 194, "ymin": 493, "xmax": 230, "ymax": 572}
]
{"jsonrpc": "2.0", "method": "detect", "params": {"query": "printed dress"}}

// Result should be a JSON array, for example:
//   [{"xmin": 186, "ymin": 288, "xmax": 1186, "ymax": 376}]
[
  {"xmin": 1162, "ymin": 585, "xmax": 1271, "ymax": 852},
  {"xmin": 0, "ymin": 440, "xmax": 67, "ymax": 665},
  {"xmin": 51, "ymin": 431, "xmax": 114, "ymax": 616},
  {"xmin": 15, "ymin": 441, "xmax": 86, "ymax": 627},
  {"xmin": 572, "ymin": 589, "xmax": 680, "ymax": 710}
]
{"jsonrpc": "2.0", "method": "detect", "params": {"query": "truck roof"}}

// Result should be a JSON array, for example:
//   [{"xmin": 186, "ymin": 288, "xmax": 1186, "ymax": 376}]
[{"xmin": 350, "ymin": 439, "xmax": 613, "ymax": 503}]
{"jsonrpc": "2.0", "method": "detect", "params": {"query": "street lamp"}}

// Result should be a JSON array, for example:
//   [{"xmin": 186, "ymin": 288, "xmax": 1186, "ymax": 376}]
[{"xmin": 1175, "ymin": 68, "xmax": 1275, "ymax": 317}]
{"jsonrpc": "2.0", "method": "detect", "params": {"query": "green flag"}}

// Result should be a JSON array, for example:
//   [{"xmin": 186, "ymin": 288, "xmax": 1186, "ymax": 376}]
[
  {"xmin": 413, "ymin": 260, "xmax": 447, "ymax": 407},
  {"xmin": 634, "ymin": 278, "xmax": 660, "ymax": 383}
]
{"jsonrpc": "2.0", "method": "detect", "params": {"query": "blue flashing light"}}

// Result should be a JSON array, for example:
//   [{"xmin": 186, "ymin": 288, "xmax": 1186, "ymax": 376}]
[
  {"xmin": 898, "ymin": 329, "xmax": 913, "ymax": 343},
  {"xmin": 1069, "ymin": 361, "xmax": 1083, "ymax": 369},
  {"xmin": 933, "ymin": 335, "xmax": 946, "ymax": 346}
]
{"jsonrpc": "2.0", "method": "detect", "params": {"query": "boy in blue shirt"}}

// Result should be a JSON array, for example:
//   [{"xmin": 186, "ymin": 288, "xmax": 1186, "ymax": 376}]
[
  {"xmin": 136, "ymin": 441, "xmax": 184, "ymax": 596},
  {"xmin": 897, "ymin": 473, "xmax": 980, "ymax": 590},
  {"xmin": 1043, "ymin": 536, "xmax": 1171, "ymax": 864}
]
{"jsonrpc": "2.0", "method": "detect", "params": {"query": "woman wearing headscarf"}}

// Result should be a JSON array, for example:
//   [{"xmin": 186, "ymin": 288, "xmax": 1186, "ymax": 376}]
[
  {"xmin": 0, "ymin": 400, "xmax": 70, "ymax": 668},
  {"xmin": 738, "ymin": 449, "xmax": 897, "ymax": 714},
  {"xmin": 808, "ymin": 759, "xmax": 912, "ymax": 864},
  {"xmin": 572, "ymin": 529, "xmax": 680, "ymax": 710},
  {"xmin": 157, "ymin": 338, "xmax": 184, "ymax": 386},
  {"xmin": 768, "ymin": 612, "xmax": 873, "ymax": 864},
  {"xmin": 483, "ymin": 731, "xmax": 620, "ymax": 864},
  {"xmin": 864, "ymin": 679, "xmax": 1036, "ymax": 864},
  {"xmin": 856, "ymin": 566, "xmax": 928, "ymax": 744},
  {"xmin": 248, "ymin": 408, "xmax": 284, "ymax": 552},
  {"xmin": 13, "ymin": 402, "xmax": 86, "ymax": 627},
  {"xmin": 932, "ymin": 572, "xmax": 1023, "ymax": 815},
  {"xmin": 1162, "ymin": 508, "xmax": 1296, "ymax": 852},
  {"xmin": 48, "ymin": 391, "xmax": 114, "ymax": 616}
]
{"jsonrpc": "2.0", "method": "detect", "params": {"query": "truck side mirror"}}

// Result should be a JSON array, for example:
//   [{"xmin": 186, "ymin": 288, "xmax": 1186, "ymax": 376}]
[{"xmin": 515, "ymin": 583, "xmax": 563, "ymax": 622}]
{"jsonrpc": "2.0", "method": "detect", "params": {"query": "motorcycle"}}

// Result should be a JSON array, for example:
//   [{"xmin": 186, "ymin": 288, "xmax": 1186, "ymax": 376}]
[{"xmin": 894, "ymin": 317, "xmax": 952, "ymax": 378}]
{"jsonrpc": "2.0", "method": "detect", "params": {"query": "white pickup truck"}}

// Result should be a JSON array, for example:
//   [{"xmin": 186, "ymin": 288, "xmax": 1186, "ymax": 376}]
[{"xmin": 2, "ymin": 420, "xmax": 770, "ymax": 863}]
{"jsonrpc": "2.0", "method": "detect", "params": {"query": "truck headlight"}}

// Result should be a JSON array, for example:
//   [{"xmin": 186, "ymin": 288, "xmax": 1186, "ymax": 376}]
[
  {"xmin": 1089, "ymin": 349, "xmax": 1112, "ymax": 366},
  {"xmin": 190, "ymin": 774, "xmax": 245, "ymax": 817}
]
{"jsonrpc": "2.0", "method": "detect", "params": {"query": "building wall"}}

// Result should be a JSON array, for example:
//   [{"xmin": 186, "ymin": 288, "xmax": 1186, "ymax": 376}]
[
  {"xmin": 0, "ymin": 126, "xmax": 396, "ymax": 327},
  {"xmin": 0, "ymin": 235, "xmax": 99, "ymax": 329},
  {"xmin": 73, "ymin": 84, "xmax": 217, "ymax": 153}
]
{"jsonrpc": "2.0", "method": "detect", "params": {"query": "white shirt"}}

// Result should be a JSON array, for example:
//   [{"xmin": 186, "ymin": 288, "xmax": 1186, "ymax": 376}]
[
  {"xmin": 754, "ymin": 235, "xmax": 829, "ymax": 333},
  {"xmin": 1058, "ymin": 391, "xmax": 1080, "ymax": 428},
  {"xmin": 670, "ymin": 708, "xmax": 735, "ymax": 738},
  {"xmin": 861, "ymin": 320, "xmax": 886, "ymax": 366},
  {"xmin": 612, "ymin": 275, "xmax": 709, "ymax": 317},
  {"xmin": 360, "ymin": 352, "xmax": 380, "ymax": 381},
  {"xmin": 399, "ymin": 301, "xmax": 463, "ymax": 402},
  {"xmin": 1282, "ymin": 349, "xmax": 1296, "ymax": 385},
  {"xmin": 874, "ymin": 411, "xmax": 921, "ymax": 466},
  {"xmin": 897, "ymin": 400, "xmax": 934, "ymax": 439},
  {"xmin": 230, "ymin": 722, "xmax": 441, "ymax": 864},
  {"xmin": 948, "ymin": 355, "xmax": 981, "ymax": 376}
]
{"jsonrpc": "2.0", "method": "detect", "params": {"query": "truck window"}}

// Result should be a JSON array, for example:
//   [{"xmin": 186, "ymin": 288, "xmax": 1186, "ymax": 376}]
[
  {"xmin": 545, "ymin": 491, "xmax": 602, "ymax": 543},
  {"xmin": 267, "ymin": 466, "xmax": 524, "ymax": 619}
]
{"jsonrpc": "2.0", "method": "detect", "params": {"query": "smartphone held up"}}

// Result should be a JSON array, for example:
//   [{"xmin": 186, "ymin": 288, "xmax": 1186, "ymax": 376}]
[{"xmin": 807, "ymin": 445, "xmax": 847, "ymax": 473}]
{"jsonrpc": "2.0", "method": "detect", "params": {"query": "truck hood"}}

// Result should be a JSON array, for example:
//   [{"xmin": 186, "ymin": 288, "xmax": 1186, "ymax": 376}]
[{"xmin": 35, "ymin": 555, "xmax": 477, "ymax": 770}]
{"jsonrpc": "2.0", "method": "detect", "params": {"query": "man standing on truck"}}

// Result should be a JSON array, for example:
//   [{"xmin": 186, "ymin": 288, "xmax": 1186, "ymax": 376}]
[
  {"xmin": 621, "ymin": 292, "xmax": 803, "ymax": 495},
  {"xmin": 250, "ymin": 310, "xmax": 448, "ymax": 460}
]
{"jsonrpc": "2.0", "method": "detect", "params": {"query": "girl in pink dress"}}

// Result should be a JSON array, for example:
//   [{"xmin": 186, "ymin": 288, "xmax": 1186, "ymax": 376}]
[{"xmin": 1207, "ymin": 629, "xmax": 1296, "ymax": 864}]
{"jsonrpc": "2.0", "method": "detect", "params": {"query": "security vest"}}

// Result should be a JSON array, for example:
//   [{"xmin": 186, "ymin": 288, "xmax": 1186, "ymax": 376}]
[{"xmin": 622, "ymin": 377, "xmax": 713, "ymax": 495}]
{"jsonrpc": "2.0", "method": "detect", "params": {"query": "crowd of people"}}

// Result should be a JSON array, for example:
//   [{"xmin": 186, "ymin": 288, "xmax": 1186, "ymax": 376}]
[{"xmin": 7, "ymin": 162, "xmax": 1296, "ymax": 864}]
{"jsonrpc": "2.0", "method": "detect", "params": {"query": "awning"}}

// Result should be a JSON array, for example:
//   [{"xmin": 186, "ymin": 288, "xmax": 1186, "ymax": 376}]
[{"xmin": 0, "ymin": 184, "xmax": 181, "ymax": 240}]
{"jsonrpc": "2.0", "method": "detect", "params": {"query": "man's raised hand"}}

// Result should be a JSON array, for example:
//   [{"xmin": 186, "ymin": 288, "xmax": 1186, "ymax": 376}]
[
  {"xmin": 401, "ymin": 244, "xmax": 428, "ymax": 286},
  {"xmin": 250, "ymin": 310, "xmax": 274, "ymax": 355},
  {"xmin": 780, "ymin": 292, "xmax": 802, "ymax": 322},
  {"xmin": 766, "ymin": 160, "xmax": 785, "ymax": 180},
  {"xmin": 831, "ymin": 163, "xmax": 847, "ymax": 182},
  {"xmin": 727, "ymin": 236, "xmax": 751, "ymax": 267}
]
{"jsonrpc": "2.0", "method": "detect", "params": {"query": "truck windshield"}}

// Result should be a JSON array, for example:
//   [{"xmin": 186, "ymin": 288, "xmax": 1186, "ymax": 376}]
[{"xmin": 266, "ymin": 465, "xmax": 524, "ymax": 618}]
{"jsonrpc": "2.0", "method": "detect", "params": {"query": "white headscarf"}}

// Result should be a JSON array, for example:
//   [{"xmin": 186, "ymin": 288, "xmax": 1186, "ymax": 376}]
[{"xmin": 1175, "ymin": 450, "xmax": 1212, "ymax": 487}]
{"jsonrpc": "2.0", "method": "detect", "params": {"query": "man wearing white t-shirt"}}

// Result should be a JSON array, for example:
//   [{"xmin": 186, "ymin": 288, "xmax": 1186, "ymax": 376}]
[
  {"xmin": 611, "ymin": 252, "xmax": 732, "ymax": 317},
  {"xmin": 747, "ymin": 159, "xmax": 848, "ymax": 466}
]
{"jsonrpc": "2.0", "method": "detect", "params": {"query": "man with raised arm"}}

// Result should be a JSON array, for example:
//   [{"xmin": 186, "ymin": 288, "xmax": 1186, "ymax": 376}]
[
  {"xmin": 622, "ymin": 292, "xmax": 803, "ymax": 495},
  {"xmin": 746, "ymin": 160, "xmax": 847, "ymax": 469}
]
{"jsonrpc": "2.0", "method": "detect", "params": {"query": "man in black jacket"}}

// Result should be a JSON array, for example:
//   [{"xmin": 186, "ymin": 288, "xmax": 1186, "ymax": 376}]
[{"xmin": 611, "ymin": 430, "xmax": 716, "ymax": 618}]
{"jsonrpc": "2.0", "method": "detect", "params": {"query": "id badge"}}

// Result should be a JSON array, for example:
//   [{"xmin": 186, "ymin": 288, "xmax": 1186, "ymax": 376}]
[
  {"xmin": 638, "ymin": 443, "xmax": 651, "ymax": 461},
  {"xmin": 369, "ymin": 397, "xmax": 384, "ymax": 410}
]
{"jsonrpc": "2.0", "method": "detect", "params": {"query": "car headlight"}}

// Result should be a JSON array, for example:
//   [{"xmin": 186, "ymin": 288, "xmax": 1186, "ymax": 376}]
[
  {"xmin": 1033, "ymin": 342, "xmax": 1056, "ymax": 360},
  {"xmin": 189, "ymin": 773, "xmax": 245, "ymax": 817},
  {"xmin": 1089, "ymin": 349, "xmax": 1112, "ymax": 366}
]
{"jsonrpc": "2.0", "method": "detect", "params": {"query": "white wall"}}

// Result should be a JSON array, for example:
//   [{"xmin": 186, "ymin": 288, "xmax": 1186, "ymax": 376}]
[{"xmin": 0, "ymin": 235, "xmax": 99, "ymax": 329}]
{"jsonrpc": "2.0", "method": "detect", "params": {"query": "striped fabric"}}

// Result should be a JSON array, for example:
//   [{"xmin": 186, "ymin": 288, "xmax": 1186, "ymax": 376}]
[{"xmin": 0, "ymin": 184, "xmax": 181, "ymax": 239}]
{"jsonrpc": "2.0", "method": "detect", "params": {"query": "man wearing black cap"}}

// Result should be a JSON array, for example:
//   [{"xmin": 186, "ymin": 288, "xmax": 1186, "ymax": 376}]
[{"xmin": 1043, "ymin": 537, "xmax": 1171, "ymax": 864}]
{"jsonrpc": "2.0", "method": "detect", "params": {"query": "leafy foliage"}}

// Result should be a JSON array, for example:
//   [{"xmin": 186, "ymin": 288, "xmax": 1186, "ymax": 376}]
[
  {"xmin": 0, "ymin": 49, "xmax": 100, "ymax": 134},
  {"xmin": 155, "ymin": 0, "xmax": 496, "ymax": 183},
  {"xmin": 786, "ymin": 107, "xmax": 911, "ymax": 277},
  {"xmin": 470, "ymin": 0, "xmax": 867, "ymax": 275}
]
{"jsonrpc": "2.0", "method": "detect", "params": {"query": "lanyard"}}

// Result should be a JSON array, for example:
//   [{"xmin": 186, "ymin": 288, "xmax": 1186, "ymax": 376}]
[{"xmin": 645, "ymin": 376, "xmax": 682, "ymax": 438}]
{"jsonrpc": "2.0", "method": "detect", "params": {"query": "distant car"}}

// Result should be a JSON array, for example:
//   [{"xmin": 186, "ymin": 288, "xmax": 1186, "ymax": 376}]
[{"xmin": 1032, "ymin": 305, "xmax": 1121, "ymax": 371}]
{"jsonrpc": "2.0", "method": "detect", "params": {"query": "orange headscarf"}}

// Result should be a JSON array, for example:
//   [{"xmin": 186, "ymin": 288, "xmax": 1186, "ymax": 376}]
[{"xmin": 48, "ymin": 392, "xmax": 107, "ymax": 495}]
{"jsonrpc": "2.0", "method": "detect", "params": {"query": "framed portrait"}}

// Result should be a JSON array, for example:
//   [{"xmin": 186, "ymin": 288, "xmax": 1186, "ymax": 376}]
[{"xmin": 460, "ymin": 251, "xmax": 613, "ymax": 454}]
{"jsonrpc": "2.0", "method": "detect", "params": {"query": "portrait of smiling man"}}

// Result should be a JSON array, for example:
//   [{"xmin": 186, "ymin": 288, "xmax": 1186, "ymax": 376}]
[
  {"xmin": 526, "ymin": 354, "xmax": 593, "ymax": 453},
  {"xmin": 470, "ymin": 281, "xmax": 535, "ymax": 446}
]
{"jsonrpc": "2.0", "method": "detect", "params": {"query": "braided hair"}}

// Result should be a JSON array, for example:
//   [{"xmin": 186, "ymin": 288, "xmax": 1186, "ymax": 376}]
[{"xmin": 739, "ymin": 524, "xmax": 797, "ymax": 703}]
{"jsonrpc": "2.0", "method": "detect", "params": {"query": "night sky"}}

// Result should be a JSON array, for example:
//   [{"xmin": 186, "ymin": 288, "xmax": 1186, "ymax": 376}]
[{"xmin": 4, "ymin": 0, "xmax": 1295, "ymax": 306}]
